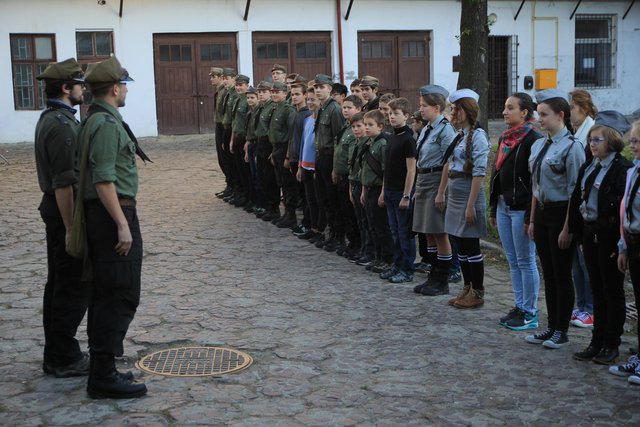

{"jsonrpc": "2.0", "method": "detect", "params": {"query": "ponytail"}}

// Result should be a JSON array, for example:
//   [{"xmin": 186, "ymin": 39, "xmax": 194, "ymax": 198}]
[
  {"xmin": 463, "ymin": 123, "xmax": 476, "ymax": 174},
  {"xmin": 563, "ymin": 113, "xmax": 575, "ymax": 135}
]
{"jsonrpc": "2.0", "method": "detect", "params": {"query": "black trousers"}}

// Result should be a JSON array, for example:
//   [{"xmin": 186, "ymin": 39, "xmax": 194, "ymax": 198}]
[
  {"xmin": 582, "ymin": 225, "xmax": 626, "ymax": 348},
  {"xmin": 364, "ymin": 185, "xmax": 394, "ymax": 263},
  {"xmin": 39, "ymin": 194, "xmax": 88, "ymax": 367},
  {"xmin": 222, "ymin": 125, "xmax": 237, "ymax": 189},
  {"xmin": 337, "ymin": 176, "xmax": 359, "ymax": 246},
  {"xmin": 628, "ymin": 238, "xmax": 640, "ymax": 349},
  {"xmin": 533, "ymin": 203, "xmax": 576, "ymax": 332},
  {"xmin": 85, "ymin": 201, "xmax": 142, "ymax": 357},
  {"xmin": 256, "ymin": 138, "xmax": 279, "ymax": 211},
  {"xmin": 290, "ymin": 162, "xmax": 309, "ymax": 227},
  {"xmin": 272, "ymin": 144, "xmax": 297, "ymax": 212},
  {"xmin": 417, "ymin": 233, "xmax": 428, "ymax": 263},
  {"xmin": 302, "ymin": 168, "xmax": 324, "ymax": 231},
  {"xmin": 215, "ymin": 122, "xmax": 230, "ymax": 186},
  {"xmin": 232, "ymin": 135, "xmax": 253, "ymax": 201},
  {"xmin": 350, "ymin": 181, "xmax": 374, "ymax": 257},
  {"xmin": 315, "ymin": 154, "xmax": 341, "ymax": 235}
]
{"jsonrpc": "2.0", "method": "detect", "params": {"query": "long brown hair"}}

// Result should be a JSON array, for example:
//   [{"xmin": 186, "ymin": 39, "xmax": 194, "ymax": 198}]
[
  {"xmin": 453, "ymin": 98, "xmax": 480, "ymax": 173},
  {"xmin": 570, "ymin": 89, "xmax": 598, "ymax": 119}
]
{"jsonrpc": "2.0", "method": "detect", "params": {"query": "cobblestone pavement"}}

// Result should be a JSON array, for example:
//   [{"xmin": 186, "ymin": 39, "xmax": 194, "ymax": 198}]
[{"xmin": 1, "ymin": 135, "xmax": 638, "ymax": 426}]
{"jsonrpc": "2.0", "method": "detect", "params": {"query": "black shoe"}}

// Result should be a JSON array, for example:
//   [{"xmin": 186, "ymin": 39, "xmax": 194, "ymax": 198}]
[
  {"xmin": 308, "ymin": 233, "xmax": 324, "ymax": 244},
  {"xmin": 53, "ymin": 352, "xmax": 91, "ymax": 378},
  {"xmin": 499, "ymin": 307, "xmax": 521, "ymax": 326},
  {"xmin": 291, "ymin": 224, "xmax": 305, "ymax": 235},
  {"xmin": 297, "ymin": 229, "xmax": 314, "ymax": 240},
  {"xmin": 276, "ymin": 213, "xmax": 296, "ymax": 229},
  {"xmin": 413, "ymin": 281, "xmax": 427, "ymax": 294},
  {"xmin": 315, "ymin": 237, "xmax": 328, "ymax": 249},
  {"xmin": 261, "ymin": 210, "xmax": 279, "ymax": 221},
  {"xmin": 43, "ymin": 361, "xmax": 54, "ymax": 375},
  {"xmin": 255, "ymin": 208, "xmax": 267, "ymax": 218},
  {"xmin": 335, "ymin": 242, "xmax": 347, "ymax": 256},
  {"xmin": 593, "ymin": 347, "xmax": 619, "ymax": 365},
  {"xmin": 573, "ymin": 344, "xmax": 602, "ymax": 361},
  {"xmin": 233, "ymin": 196, "xmax": 247, "ymax": 207},
  {"xmin": 324, "ymin": 239, "xmax": 342, "ymax": 252},
  {"xmin": 356, "ymin": 256, "xmax": 374, "ymax": 266},
  {"xmin": 223, "ymin": 193, "xmax": 234, "ymax": 203},
  {"xmin": 421, "ymin": 280, "xmax": 449, "ymax": 296},
  {"xmin": 243, "ymin": 202, "xmax": 255, "ymax": 212},
  {"xmin": 87, "ymin": 372, "xmax": 147, "ymax": 399}
]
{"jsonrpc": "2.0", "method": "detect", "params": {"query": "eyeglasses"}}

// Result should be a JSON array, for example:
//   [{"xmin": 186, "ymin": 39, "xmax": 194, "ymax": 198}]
[
  {"xmin": 588, "ymin": 137, "xmax": 606, "ymax": 145},
  {"xmin": 630, "ymin": 137, "xmax": 640, "ymax": 145}
]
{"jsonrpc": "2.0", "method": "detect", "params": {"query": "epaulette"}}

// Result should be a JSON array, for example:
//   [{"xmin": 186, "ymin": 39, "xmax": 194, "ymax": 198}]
[
  {"xmin": 104, "ymin": 115, "xmax": 117, "ymax": 124},
  {"xmin": 54, "ymin": 113, "xmax": 70, "ymax": 126}
]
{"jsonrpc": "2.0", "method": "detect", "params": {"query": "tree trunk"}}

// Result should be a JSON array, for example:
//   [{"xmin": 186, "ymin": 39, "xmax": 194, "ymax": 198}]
[{"xmin": 458, "ymin": 0, "xmax": 489, "ymax": 129}]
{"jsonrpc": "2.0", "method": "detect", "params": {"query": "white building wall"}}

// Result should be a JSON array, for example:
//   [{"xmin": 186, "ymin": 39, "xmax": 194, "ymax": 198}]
[{"xmin": 1, "ymin": 0, "xmax": 638, "ymax": 143}]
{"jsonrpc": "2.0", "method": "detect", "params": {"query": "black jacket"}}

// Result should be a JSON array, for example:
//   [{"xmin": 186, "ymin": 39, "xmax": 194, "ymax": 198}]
[
  {"xmin": 569, "ymin": 152, "xmax": 633, "ymax": 234},
  {"xmin": 362, "ymin": 96, "xmax": 379, "ymax": 113},
  {"xmin": 489, "ymin": 128, "xmax": 541, "ymax": 223}
]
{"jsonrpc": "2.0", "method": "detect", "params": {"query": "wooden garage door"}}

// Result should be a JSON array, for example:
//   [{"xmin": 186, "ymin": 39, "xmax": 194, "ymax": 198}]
[
  {"xmin": 358, "ymin": 31, "xmax": 430, "ymax": 109},
  {"xmin": 153, "ymin": 33, "xmax": 237, "ymax": 135},
  {"xmin": 252, "ymin": 32, "xmax": 332, "ymax": 84}
]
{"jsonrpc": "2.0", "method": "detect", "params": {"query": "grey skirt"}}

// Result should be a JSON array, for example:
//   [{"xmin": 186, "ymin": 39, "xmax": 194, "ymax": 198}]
[
  {"xmin": 444, "ymin": 176, "xmax": 487, "ymax": 238},
  {"xmin": 413, "ymin": 172, "xmax": 446, "ymax": 234}
]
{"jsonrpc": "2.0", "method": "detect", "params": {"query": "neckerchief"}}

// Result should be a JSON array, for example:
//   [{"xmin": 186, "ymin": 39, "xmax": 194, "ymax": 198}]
[{"xmin": 495, "ymin": 122, "xmax": 531, "ymax": 171}]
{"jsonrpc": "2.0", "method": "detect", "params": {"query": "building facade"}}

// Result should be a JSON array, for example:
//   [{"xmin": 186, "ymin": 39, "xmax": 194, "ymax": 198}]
[{"xmin": 1, "ymin": 0, "xmax": 638, "ymax": 143}]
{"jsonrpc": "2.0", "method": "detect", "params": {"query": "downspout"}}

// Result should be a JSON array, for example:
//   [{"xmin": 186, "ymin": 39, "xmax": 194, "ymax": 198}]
[
  {"xmin": 336, "ymin": 0, "xmax": 345, "ymax": 84},
  {"xmin": 119, "ymin": 0, "xmax": 123, "ymax": 18}
]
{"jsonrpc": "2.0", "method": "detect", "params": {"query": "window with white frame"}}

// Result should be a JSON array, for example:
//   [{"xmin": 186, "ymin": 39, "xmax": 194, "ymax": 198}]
[
  {"xmin": 10, "ymin": 34, "xmax": 56, "ymax": 110},
  {"xmin": 574, "ymin": 14, "xmax": 616, "ymax": 89}
]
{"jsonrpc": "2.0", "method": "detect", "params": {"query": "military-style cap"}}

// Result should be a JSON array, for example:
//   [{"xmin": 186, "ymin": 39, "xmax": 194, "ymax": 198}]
[
  {"xmin": 84, "ymin": 56, "xmax": 133, "ymax": 84},
  {"xmin": 271, "ymin": 64, "xmax": 287, "ymax": 73},
  {"xmin": 246, "ymin": 86, "xmax": 257, "ymax": 95},
  {"xmin": 270, "ymin": 81, "xmax": 288, "ymax": 91},
  {"xmin": 209, "ymin": 67, "xmax": 223, "ymax": 76},
  {"xmin": 420, "ymin": 84, "xmax": 449, "ymax": 98},
  {"xmin": 535, "ymin": 89, "xmax": 567, "ymax": 103},
  {"xmin": 235, "ymin": 74, "xmax": 250, "ymax": 84},
  {"xmin": 313, "ymin": 74, "xmax": 333, "ymax": 86},
  {"xmin": 256, "ymin": 81, "xmax": 273, "ymax": 91},
  {"xmin": 449, "ymin": 88, "xmax": 479, "ymax": 103},
  {"xmin": 359, "ymin": 75, "xmax": 379, "ymax": 87},
  {"xmin": 37, "ymin": 58, "xmax": 84, "ymax": 82},
  {"xmin": 222, "ymin": 67, "xmax": 237, "ymax": 77},
  {"xmin": 594, "ymin": 111, "xmax": 631, "ymax": 136},
  {"xmin": 287, "ymin": 73, "xmax": 307, "ymax": 85}
]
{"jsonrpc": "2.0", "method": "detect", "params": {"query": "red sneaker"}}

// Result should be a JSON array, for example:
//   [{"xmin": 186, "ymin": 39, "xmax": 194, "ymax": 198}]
[{"xmin": 571, "ymin": 311, "xmax": 594, "ymax": 329}]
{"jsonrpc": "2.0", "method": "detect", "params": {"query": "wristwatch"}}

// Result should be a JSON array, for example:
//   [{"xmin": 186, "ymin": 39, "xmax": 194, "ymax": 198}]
[{"xmin": 402, "ymin": 195, "xmax": 410, "ymax": 200}]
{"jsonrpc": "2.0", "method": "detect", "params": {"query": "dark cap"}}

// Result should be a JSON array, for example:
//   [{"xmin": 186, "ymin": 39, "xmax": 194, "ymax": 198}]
[
  {"xmin": 535, "ymin": 89, "xmax": 567, "ymax": 103},
  {"xmin": 359, "ymin": 75, "xmax": 379, "ymax": 87},
  {"xmin": 209, "ymin": 67, "xmax": 223, "ymax": 76},
  {"xmin": 595, "ymin": 110, "xmax": 631, "ymax": 136},
  {"xmin": 271, "ymin": 81, "xmax": 288, "ymax": 92},
  {"xmin": 222, "ymin": 67, "xmax": 237, "ymax": 77},
  {"xmin": 37, "ymin": 58, "xmax": 84, "ymax": 82},
  {"xmin": 84, "ymin": 56, "xmax": 133, "ymax": 84},
  {"xmin": 313, "ymin": 74, "xmax": 333, "ymax": 86},
  {"xmin": 256, "ymin": 81, "xmax": 273, "ymax": 91},
  {"xmin": 271, "ymin": 64, "xmax": 287, "ymax": 73},
  {"xmin": 246, "ymin": 86, "xmax": 257, "ymax": 95},
  {"xmin": 420, "ymin": 84, "xmax": 449, "ymax": 98},
  {"xmin": 287, "ymin": 73, "xmax": 307, "ymax": 85},
  {"xmin": 235, "ymin": 74, "xmax": 250, "ymax": 84}
]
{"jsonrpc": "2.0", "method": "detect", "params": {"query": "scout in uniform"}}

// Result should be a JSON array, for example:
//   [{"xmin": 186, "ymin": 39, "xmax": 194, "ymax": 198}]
[
  {"xmin": 350, "ymin": 78, "xmax": 364, "ymax": 103},
  {"xmin": 255, "ymin": 81, "xmax": 280, "ymax": 221},
  {"xmin": 34, "ymin": 58, "xmax": 89, "ymax": 378},
  {"xmin": 229, "ymin": 74, "xmax": 252, "ymax": 208},
  {"xmin": 268, "ymin": 81, "xmax": 296, "ymax": 228},
  {"xmin": 244, "ymin": 86, "xmax": 262, "ymax": 213},
  {"xmin": 210, "ymin": 67, "xmax": 229, "ymax": 198},
  {"xmin": 331, "ymin": 83, "xmax": 348, "ymax": 105},
  {"xmin": 443, "ymin": 89, "xmax": 491, "ymax": 309},
  {"xmin": 221, "ymin": 68, "xmax": 238, "ymax": 204},
  {"xmin": 525, "ymin": 89, "xmax": 585, "ymax": 349},
  {"xmin": 78, "ymin": 56, "xmax": 147, "ymax": 399},
  {"xmin": 359, "ymin": 75, "xmax": 380, "ymax": 113},
  {"xmin": 569, "ymin": 111, "xmax": 632, "ymax": 364},
  {"xmin": 313, "ymin": 74, "xmax": 346, "ymax": 250}
]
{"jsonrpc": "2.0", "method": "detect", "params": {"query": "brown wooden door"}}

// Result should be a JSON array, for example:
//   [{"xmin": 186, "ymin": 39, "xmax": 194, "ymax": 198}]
[
  {"xmin": 153, "ymin": 33, "xmax": 237, "ymax": 135},
  {"xmin": 252, "ymin": 32, "xmax": 332, "ymax": 83},
  {"xmin": 358, "ymin": 31, "xmax": 430, "ymax": 109}
]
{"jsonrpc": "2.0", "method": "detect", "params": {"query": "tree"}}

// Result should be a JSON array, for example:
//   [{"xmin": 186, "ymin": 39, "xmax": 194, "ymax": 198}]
[{"xmin": 457, "ymin": 0, "xmax": 489, "ymax": 129}]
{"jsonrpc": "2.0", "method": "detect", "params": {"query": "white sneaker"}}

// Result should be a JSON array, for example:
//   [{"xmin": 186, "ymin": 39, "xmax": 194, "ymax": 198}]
[
  {"xmin": 610, "ymin": 354, "xmax": 640, "ymax": 377},
  {"xmin": 628, "ymin": 372, "xmax": 640, "ymax": 385}
]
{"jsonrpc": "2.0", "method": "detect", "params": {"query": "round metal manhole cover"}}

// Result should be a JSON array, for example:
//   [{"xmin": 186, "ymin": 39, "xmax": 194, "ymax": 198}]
[{"xmin": 135, "ymin": 347, "xmax": 253, "ymax": 377}]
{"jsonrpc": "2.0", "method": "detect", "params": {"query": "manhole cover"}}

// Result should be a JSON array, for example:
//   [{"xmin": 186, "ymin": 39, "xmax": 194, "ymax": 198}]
[{"xmin": 135, "ymin": 347, "xmax": 253, "ymax": 377}]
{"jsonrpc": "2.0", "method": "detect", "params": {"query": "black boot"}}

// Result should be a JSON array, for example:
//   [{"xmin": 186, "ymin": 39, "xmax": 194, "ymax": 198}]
[
  {"xmin": 277, "ymin": 210, "xmax": 297, "ymax": 228},
  {"xmin": 87, "ymin": 353, "xmax": 146, "ymax": 399},
  {"xmin": 422, "ymin": 257, "xmax": 450, "ymax": 296}
]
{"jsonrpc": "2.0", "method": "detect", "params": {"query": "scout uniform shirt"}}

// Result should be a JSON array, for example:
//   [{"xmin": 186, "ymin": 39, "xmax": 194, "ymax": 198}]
[
  {"xmin": 246, "ymin": 105, "xmax": 259, "ymax": 142},
  {"xmin": 256, "ymin": 100, "xmax": 275, "ymax": 140},
  {"xmin": 333, "ymin": 122, "xmax": 355, "ymax": 177},
  {"xmin": 231, "ymin": 93, "xmax": 249, "ymax": 137},
  {"xmin": 359, "ymin": 134, "xmax": 387, "ymax": 187},
  {"xmin": 529, "ymin": 128, "xmax": 585, "ymax": 202},
  {"xmin": 35, "ymin": 100, "xmax": 80, "ymax": 197},
  {"xmin": 579, "ymin": 152, "xmax": 616, "ymax": 221},
  {"xmin": 448, "ymin": 127, "xmax": 490, "ymax": 177},
  {"xmin": 222, "ymin": 87, "xmax": 238, "ymax": 128},
  {"xmin": 314, "ymin": 98, "xmax": 345, "ymax": 156},
  {"xmin": 268, "ymin": 100, "xmax": 294, "ymax": 146},
  {"xmin": 417, "ymin": 115, "xmax": 456, "ymax": 169},
  {"xmin": 348, "ymin": 136, "xmax": 366, "ymax": 182},
  {"xmin": 214, "ymin": 83, "xmax": 227, "ymax": 124},
  {"xmin": 78, "ymin": 99, "xmax": 138, "ymax": 201},
  {"xmin": 623, "ymin": 161, "xmax": 640, "ymax": 234}
]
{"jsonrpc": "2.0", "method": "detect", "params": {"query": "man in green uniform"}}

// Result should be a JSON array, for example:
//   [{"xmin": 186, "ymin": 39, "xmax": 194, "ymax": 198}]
[
  {"xmin": 360, "ymin": 75, "xmax": 380, "ymax": 112},
  {"xmin": 245, "ymin": 86, "xmax": 262, "ymax": 213},
  {"xmin": 229, "ymin": 74, "xmax": 251, "ymax": 208},
  {"xmin": 255, "ymin": 81, "xmax": 280, "ymax": 221},
  {"xmin": 34, "ymin": 58, "xmax": 89, "ymax": 378},
  {"xmin": 78, "ymin": 56, "xmax": 147, "ymax": 399},
  {"xmin": 210, "ymin": 67, "xmax": 230, "ymax": 198},
  {"xmin": 221, "ymin": 68, "xmax": 239, "ymax": 204}
]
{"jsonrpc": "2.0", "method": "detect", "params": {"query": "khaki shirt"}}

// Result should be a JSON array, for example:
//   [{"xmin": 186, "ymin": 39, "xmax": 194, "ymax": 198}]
[
  {"xmin": 222, "ymin": 87, "xmax": 238, "ymax": 127},
  {"xmin": 231, "ymin": 93, "xmax": 249, "ymax": 137},
  {"xmin": 268, "ymin": 101, "xmax": 294, "ymax": 146},
  {"xmin": 314, "ymin": 98, "xmax": 345, "ymax": 155},
  {"xmin": 246, "ymin": 106, "xmax": 259, "ymax": 141},
  {"xmin": 256, "ymin": 100, "xmax": 275, "ymax": 139},
  {"xmin": 333, "ymin": 123, "xmax": 354, "ymax": 176},
  {"xmin": 214, "ymin": 84, "xmax": 228, "ymax": 124},
  {"xmin": 360, "ymin": 134, "xmax": 387, "ymax": 187}
]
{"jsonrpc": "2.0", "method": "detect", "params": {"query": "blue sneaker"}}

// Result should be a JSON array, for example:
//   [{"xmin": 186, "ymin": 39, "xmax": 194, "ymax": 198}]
[
  {"xmin": 389, "ymin": 272, "xmax": 413, "ymax": 283},
  {"xmin": 505, "ymin": 311, "xmax": 539, "ymax": 331},
  {"xmin": 448, "ymin": 270, "xmax": 462, "ymax": 283}
]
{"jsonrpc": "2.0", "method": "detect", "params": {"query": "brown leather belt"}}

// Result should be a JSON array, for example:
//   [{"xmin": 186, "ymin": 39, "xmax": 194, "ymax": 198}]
[
  {"xmin": 536, "ymin": 200, "xmax": 567, "ymax": 210},
  {"xmin": 448, "ymin": 171, "xmax": 471, "ymax": 179},
  {"xmin": 418, "ymin": 166, "xmax": 443, "ymax": 174}
]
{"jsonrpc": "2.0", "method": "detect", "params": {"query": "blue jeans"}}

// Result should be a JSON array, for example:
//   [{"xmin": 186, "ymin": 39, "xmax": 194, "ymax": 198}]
[
  {"xmin": 384, "ymin": 190, "xmax": 416, "ymax": 274},
  {"xmin": 449, "ymin": 235, "xmax": 461, "ymax": 273},
  {"xmin": 572, "ymin": 245, "xmax": 593, "ymax": 312},
  {"xmin": 496, "ymin": 198, "xmax": 540, "ymax": 314}
]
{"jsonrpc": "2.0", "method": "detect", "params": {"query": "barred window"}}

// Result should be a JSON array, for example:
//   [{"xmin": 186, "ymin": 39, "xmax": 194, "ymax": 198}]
[
  {"xmin": 575, "ymin": 14, "xmax": 616, "ymax": 89},
  {"xmin": 10, "ymin": 34, "xmax": 56, "ymax": 110}
]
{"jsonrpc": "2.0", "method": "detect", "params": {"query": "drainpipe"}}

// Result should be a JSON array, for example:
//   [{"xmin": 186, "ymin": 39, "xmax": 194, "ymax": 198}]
[{"xmin": 336, "ymin": 0, "xmax": 345, "ymax": 84}]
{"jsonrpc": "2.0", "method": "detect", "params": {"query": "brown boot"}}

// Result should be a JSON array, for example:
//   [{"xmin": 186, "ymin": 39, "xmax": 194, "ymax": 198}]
[
  {"xmin": 448, "ymin": 285, "xmax": 470, "ymax": 306},
  {"xmin": 454, "ymin": 288, "xmax": 484, "ymax": 309}
]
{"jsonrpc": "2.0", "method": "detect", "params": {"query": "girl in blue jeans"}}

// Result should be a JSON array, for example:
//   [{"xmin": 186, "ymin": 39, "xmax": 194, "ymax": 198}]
[{"xmin": 489, "ymin": 93, "xmax": 541, "ymax": 330}]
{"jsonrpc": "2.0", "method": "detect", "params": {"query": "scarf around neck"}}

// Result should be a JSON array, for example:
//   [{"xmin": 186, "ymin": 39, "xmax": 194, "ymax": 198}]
[{"xmin": 495, "ymin": 122, "xmax": 532, "ymax": 171}]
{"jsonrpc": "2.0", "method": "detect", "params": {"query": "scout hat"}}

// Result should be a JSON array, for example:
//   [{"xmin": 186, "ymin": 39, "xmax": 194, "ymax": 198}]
[
  {"xmin": 209, "ymin": 67, "xmax": 223, "ymax": 76},
  {"xmin": 594, "ymin": 111, "xmax": 631, "ymax": 136},
  {"xmin": 313, "ymin": 74, "xmax": 333, "ymax": 86},
  {"xmin": 256, "ymin": 81, "xmax": 273, "ymax": 91},
  {"xmin": 449, "ymin": 88, "xmax": 479, "ymax": 103},
  {"xmin": 287, "ymin": 73, "xmax": 307, "ymax": 86},
  {"xmin": 222, "ymin": 67, "xmax": 237, "ymax": 77},
  {"xmin": 235, "ymin": 74, "xmax": 250, "ymax": 84},
  {"xmin": 84, "ymin": 56, "xmax": 133, "ymax": 86},
  {"xmin": 271, "ymin": 81, "xmax": 288, "ymax": 92},
  {"xmin": 420, "ymin": 84, "xmax": 449, "ymax": 98},
  {"xmin": 359, "ymin": 75, "xmax": 379, "ymax": 87},
  {"xmin": 271, "ymin": 64, "xmax": 287, "ymax": 73},
  {"xmin": 246, "ymin": 86, "xmax": 257, "ymax": 95},
  {"xmin": 37, "ymin": 58, "xmax": 84, "ymax": 83},
  {"xmin": 535, "ymin": 88, "xmax": 567, "ymax": 103}
]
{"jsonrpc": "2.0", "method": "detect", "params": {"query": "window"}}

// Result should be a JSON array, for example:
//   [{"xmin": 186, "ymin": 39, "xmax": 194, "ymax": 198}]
[
  {"xmin": 295, "ymin": 42, "xmax": 327, "ymax": 59},
  {"xmin": 10, "ymin": 34, "xmax": 56, "ymax": 110},
  {"xmin": 401, "ymin": 41, "xmax": 425, "ymax": 58},
  {"xmin": 256, "ymin": 42, "xmax": 288, "ymax": 59},
  {"xmin": 361, "ymin": 41, "xmax": 392, "ymax": 59},
  {"xmin": 76, "ymin": 31, "xmax": 113, "ymax": 59},
  {"xmin": 575, "ymin": 14, "xmax": 616, "ymax": 89},
  {"xmin": 158, "ymin": 44, "xmax": 192, "ymax": 62},
  {"xmin": 200, "ymin": 43, "xmax": 231, "ymax": 61}
]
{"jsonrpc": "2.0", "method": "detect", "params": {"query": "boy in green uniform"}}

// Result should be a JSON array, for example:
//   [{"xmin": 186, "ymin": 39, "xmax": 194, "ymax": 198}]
[
  {"xmin": 255, "ymin": 81, "xmax": 280, "ymax": 221},
  {"xmin": 34, "ymin": 58, "xmax": 89, "ymax": 378},
  {"xmin": 77, "ymin": 56, "xmax": 147, "ymax": 399},
  {"xmin": 221, "ymin": 69, "xmax": 238, "ymax": 204},
  {"xmin": 244, "ymin": 86, "xmax": 262, "ymax": 212},
  {"xmin": 210, "ymin": 67, "xmax": 229, "ymax": 198},
  {"xmin": 360, "ymin": 75, "xmax": 380, "ymax": 112},
  {"xmin": 229, "ymin": 74, "xmax": 251, "ymax": 208}
]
